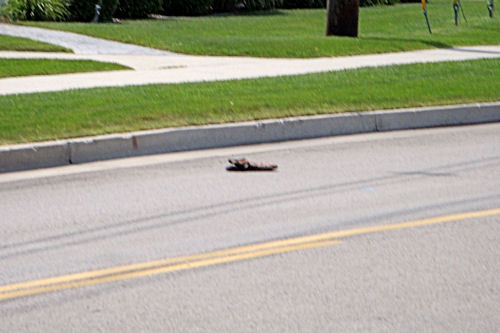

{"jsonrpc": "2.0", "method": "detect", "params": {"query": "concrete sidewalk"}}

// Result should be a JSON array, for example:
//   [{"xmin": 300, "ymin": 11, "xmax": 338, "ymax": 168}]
[
  {"xmin": 1, "ymin": 23, "xmax": 499, "ymax": 95},
  {"xmin": 1, "ymin": 45, "xmax": 500, "ymax": 95},
  {"xmin": 0, "ymin": 23, "xmax": 176, "ymax": 55}
]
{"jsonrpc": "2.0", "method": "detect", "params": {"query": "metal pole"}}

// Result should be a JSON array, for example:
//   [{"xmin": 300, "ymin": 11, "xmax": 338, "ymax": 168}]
[
  {"xmin": 92, "ymin": 0, "xmax": 103, "ymax": 23},
  {"xmin": 487, "ymin": 0, "xmax": 494, "ymax": 17},
  {"xmin": 460, "ymin": 1, "xmax": 468, "ymax": 22},
  {"xmin": 454, "ymin": 0, "xmax": 467, "ymax": 25},
  {"xmin": 422, "ymin": 0, "xmax": 432, "ymax": 33}
]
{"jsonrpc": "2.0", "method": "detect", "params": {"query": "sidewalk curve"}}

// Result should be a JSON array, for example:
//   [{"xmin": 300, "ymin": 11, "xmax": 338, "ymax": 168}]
[
  {"xmin": 0, "ymin": 23, "xmax": 177, "ymax": 55},
  {"xmin": 1, "ymin": 45, "xmax": 499, "ymax": 95},
  {"xmin": 1, "ymin": 24, "xmax": 499, "ymax": 95}
]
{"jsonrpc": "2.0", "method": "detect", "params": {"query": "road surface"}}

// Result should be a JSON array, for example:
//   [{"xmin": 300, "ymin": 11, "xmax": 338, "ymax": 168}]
[{"xmin": 0, "ymin": 124, "xmax": 499, "ymax": 331}]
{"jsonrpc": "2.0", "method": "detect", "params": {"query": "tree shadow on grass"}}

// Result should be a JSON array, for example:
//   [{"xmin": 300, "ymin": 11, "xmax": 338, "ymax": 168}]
[
  {"xmin": 360, "ymin": 36, "xmax": 452, "ymax": 49},
  {"xmin": 150, "ymin": 9, "xmax": 285, "ymax": 21},
  {"xmin": 210, "ymin": 9, "xmax": 286, "ymax": 17},
  {"xmin": 450, "ymin": 47, "xmax": 500, "ymax": 55},
  {"xmin": 363, "ymin": 37, "xmax": 500, "ymax": 55}
]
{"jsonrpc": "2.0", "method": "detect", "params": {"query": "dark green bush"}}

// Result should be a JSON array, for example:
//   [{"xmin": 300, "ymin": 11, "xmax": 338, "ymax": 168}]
[
  {"xmin": 212, "ymin": 0, "xmax": 240, "ymax": 12},
  {"xmin": 1, "ymin": 0, "xmax": 69, "ymax": 21},
  {"xmin": 0, "ymin": 0, "xmax": 26, "ymax": 20},
  {"xmin": 26, "ymin": 0, "xmax": 69, "ymax": 20},
  {"xmin": 282, "ymin": 0, "xmax": 396, "ymax": 8},
  {"xmin": 203, "ymin": 0, "xmax": 284, "ymax": 14},
  {"xmin": 115, "ymin": 0, "xmax": 162, "ymax": 19},
  {"xmin": 360, "ymin": 0, "xmax": 398, "ymax": 6},
  {"xmin": 161, "ymin": 0, "xmax": 394, "ymax": 17},
  {"xmin": 68, "ymin": 0, "xmax": 118, "ymax": 22},
  {"xmin": 162, "ymin": 0, "xmax": 213, "ymax": 16},
  {"xmin": 241, "ymin": 0, "xmax": 283, "ymax": 10},
  {"xmin": 282, "ymin": 0, "xmax": 325, "ymax": 8}
]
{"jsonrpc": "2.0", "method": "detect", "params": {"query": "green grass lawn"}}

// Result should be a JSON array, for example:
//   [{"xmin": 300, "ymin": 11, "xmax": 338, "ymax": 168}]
[
  {"xmin": 0, "ymin": 58, "xmax": 498, "ymax": 144},
  {"xmin": 21, "ymin": 1, "xmax": 500, "ymax": 57},
  {"xmin": 0, "ymin": 58, "xmax": 129, "ymax": 78},
  {"xmin": 0, "ymin": 34, "xmax": 70, "ymax": 52}
]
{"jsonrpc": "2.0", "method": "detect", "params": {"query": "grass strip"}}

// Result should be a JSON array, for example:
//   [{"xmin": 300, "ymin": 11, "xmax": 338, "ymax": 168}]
[
  {"xmin": 0, "ymin": 58, "xmax": 129, "ymax": 78},
  {"xmin": 22, "ymin": 1, "xmax": 500, "ymax": 58},
  {"xmin": 0, "ymin": 58, "xmax": 499, "ymax": 145},
  {"xmin": 0, "ymin": 34, "xmax": 70, "ymax": 52}
]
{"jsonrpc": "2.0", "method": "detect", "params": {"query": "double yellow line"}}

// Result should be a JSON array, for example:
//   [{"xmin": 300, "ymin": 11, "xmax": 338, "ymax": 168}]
[
  {"xmin": 0, "ymin": 237, "xmax": 340, "ymax": 301},
  {"xmin": 1, "ymin": 208, "xmax": 499, "ymax": 301}
]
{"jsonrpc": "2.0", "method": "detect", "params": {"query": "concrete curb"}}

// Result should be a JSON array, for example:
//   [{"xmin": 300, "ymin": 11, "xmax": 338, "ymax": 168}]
[{"xmin": 1, "ymin": 102, "xmax": 499, "ymax": 173}]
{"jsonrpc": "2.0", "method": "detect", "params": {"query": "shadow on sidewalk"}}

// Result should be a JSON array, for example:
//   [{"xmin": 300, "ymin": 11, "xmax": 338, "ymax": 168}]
[{"xmin": 447, "ymin": 47, "xmax": 500, "ymax": 55}]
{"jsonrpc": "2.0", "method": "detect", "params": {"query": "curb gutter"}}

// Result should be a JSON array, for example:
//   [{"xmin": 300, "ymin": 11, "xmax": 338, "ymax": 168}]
[{"xmin": 1, "ymin": 102, "xmax": 499, "ymax": 173}]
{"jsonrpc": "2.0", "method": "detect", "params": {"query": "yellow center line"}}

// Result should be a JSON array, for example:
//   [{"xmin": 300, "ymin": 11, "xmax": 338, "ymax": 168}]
[
  {"xmin": 1, "ymin": 207, "xmax": 499, "ymax": 301},
  {"xmin": 0, "ymin": 240, "xmax": 340, "ymax": 301}
]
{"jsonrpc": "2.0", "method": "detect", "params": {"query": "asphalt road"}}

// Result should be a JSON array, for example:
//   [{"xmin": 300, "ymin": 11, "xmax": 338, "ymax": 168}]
[{"xmin": 0, "ymin": 124, "xmax": 499, "ymax": 332}]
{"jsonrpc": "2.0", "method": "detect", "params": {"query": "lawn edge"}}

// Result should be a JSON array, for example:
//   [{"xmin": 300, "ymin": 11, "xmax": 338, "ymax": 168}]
[{"xmin": 1, "ymin": 102, "xmax": 499, "ymax": 173}]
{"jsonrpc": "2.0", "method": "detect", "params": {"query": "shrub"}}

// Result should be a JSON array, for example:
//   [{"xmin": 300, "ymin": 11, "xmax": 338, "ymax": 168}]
[
  {"xmin": 162, "ymin": 0, "xmax": 213, "ymax": 16},
  {"xmin": 68, "ymin": 0, "xmax": 118, "ymax": 22},
  {"xmin": 360, "ymin": 0, "xmax": 398, "ymax": 6},
  {"xmin": 25, "ymin": 0, "xmax": 69, "ymax": 20},
  {"xmin": 282, "ymin": 0, "xmax": 324, "ymax": 8},
  {"xmin": 0, "ymin": 0, "xmax": 25, "ymax": 20},
  {"xmin": 242, "ymin": 0, "xmax": 284, "ymax": 10},
  {"xmin": 282, "ymin": 0, "xmax": 397, "ymax": 7},
  {"xmin": 115, "ymin": 0, "xmax": 162, "ymax": 19},
  {"xmin": 213, "ymin": 0, "xmax": 284, "ymax": 12},
  {"xmin": 212, "ymin": 0, "xmax": 238, "ymax": 12},
  {"xmin": 1, "ymin": 0, "xmax": 69, "ymax": 21}
]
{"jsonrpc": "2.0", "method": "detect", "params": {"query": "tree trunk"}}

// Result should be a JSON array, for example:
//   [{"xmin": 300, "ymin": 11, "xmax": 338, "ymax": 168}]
[{"xmin": 326, "ymin": 0, "xmax": 360, "ymax": 37}]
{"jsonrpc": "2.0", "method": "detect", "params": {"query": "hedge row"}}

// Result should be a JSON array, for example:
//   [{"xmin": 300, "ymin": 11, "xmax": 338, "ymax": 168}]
[
  {"xmin": 0, "ymin": 0, "xmax": 119, "ymax": 21},
  {"xmin": 0, "ymin": 0, "xmax": 69, "ymax": 21},
  {"xmin": 1, "ymin": 0, "xmax": 400, "ymax": 22},
  {"xmin": 161, "ymin": 0, "xmax": 213, "ymax": 16},
  {"xmin": 282, "ymin": 0, "xmax": 324, "ymax": 8},
  {"xmin": 163, "ymin": 0, "xmax": 285, "ymax": 16},
  {"xmin": 282, "ymin": 0, "xmax": 401, "ymax": 8},
  {"xmin": 140, "ymin": 0, "xmax": 397, "ymax": 17},
  {"xmin": 69, "ymin": 0, "xmax": 118, "ymax": 22},
  {"xmin": 115, "ymin": 0, "xmax": 163, "ymax": 19}
]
